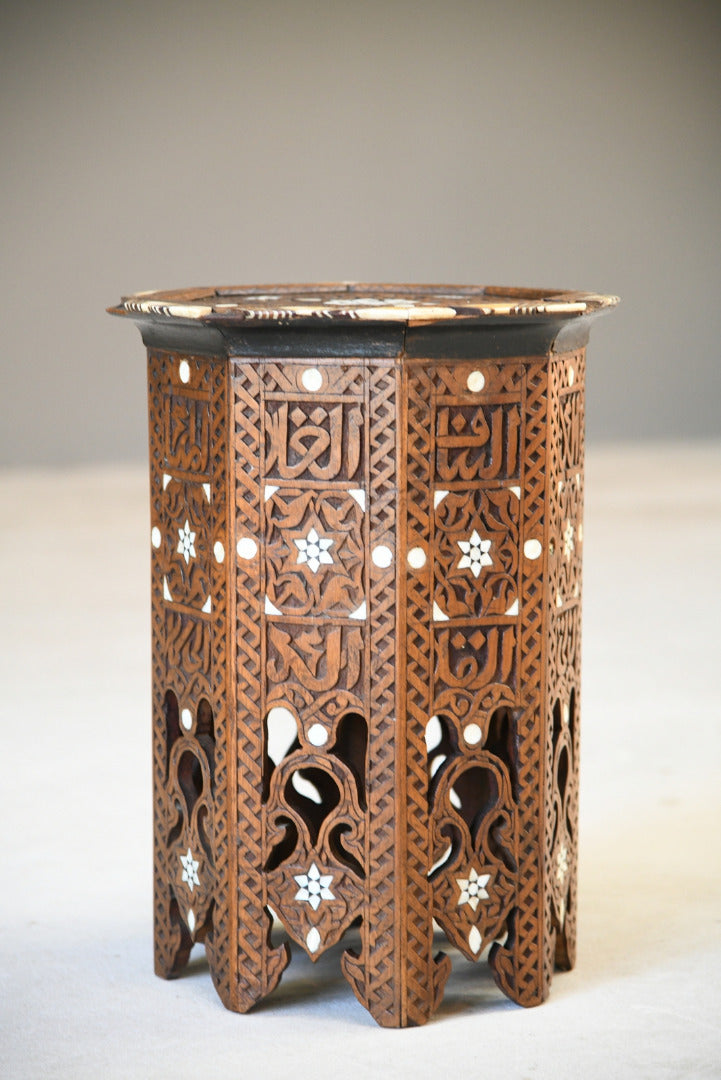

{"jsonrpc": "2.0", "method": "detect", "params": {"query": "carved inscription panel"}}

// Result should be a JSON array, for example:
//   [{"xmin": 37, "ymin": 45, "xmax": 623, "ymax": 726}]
[
  {"xmin": 148, "ymin": 351, "xmax": 231, "ymax": 1000},
  {"xmin": 144, "ymin": 343, "xmax": 587, "ymax": 1023},
  {"xmin": 256, "ymin": 362, "xmax": 372, "ymax": 965},
  {"xmin": 415, "ymin": 362, "xmax": 525, "ymax": 965}
]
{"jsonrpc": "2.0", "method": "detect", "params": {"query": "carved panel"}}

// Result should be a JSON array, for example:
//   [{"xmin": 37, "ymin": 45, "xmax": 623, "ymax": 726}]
[
  {"xmin": 148, "ymin": 350, "xmax": 231, "ymax": 1003},
  {"xmin": 143, "ymin": 343, "xmax": 588, "ymax": 1025},
  {"xmin": 435, "ymin": 401, "xmax": 522, "ymax": 482},
  {"xmin": 264, "ymin": 398, "xmax": 364, "ymax": 482},
  {"xmin": 260, "ymin": 360, "xmax": 370, "ymax": 973},
  {"xmin": 264, "ymin": 488, "xmax": 365, "ymax": 618},
  {"xmin": 433, "ymin": 487, "xmax": 520, "ymax": 618}
]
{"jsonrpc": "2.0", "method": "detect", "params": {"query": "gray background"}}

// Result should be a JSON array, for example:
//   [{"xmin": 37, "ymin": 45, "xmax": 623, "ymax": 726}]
[{"xmin": 1, "ymin": 0, "xmax": 719, "ymax": 466}]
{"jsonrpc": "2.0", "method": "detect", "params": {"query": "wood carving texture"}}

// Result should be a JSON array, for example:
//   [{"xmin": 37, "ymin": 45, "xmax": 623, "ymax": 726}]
[{"xmin": 146, "ymin": 345, "xmax": 586, "ymax": 1026}]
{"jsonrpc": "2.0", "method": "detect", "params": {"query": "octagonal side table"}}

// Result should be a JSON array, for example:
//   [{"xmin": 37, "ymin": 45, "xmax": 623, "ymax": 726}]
[{"xmin": 109, "ymin": 283, "xmax": 618, "ymax": 1027}]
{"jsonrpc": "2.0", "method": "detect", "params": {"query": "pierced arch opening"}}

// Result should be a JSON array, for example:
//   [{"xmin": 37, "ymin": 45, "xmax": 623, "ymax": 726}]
[
  {"xmin": 164, "ymin": 690, "xmax": 181, "ymax": 779},
  {"xmin": 178, "ymin": 749, "xmax": 204, "ymax": 820}
]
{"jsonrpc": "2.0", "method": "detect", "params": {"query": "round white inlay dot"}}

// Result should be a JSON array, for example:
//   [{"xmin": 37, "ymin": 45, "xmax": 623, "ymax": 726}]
[
  {"xmin": 524, "ymin": 538, "xmax": 542, "ymax": 560},
  {"xmin": 213, "ymin": 541, "xmax": 225, "ymax": 563},
  {"xmin": 408, "ymin": 546, "xmax": 427, "ymax": 569},
  {"xmin": 568, "ymin": 365, "xmax": 575, "ymax": 386},
  {"xmin": 468, "ymin": 926, "xmax": 482, "ymax": 954},
  {"xmin": 464, "ymin": 723, "xmax": 482, "ymax": 746},
  {"xmin": 179, "ymin": 360, "xmax": 190, "ymax": 384},
  {"xmin": 151, "ymin": 526, "xmax": 162, "ymax": 549},
  {"xmin": 307, "ymin": 723, "xmax": 328, "ymax": 747},
  {"xmin": 372, "ymin": 544, "xmax": 393, "ymax": 569},
  {"xmin": 467, "ymin": 370, "xmax": 485, "ymax": 393},
  {"xmin": 306, "ymin": 927, "xmax": 321, "ymax": 954},
  {"xmin": 237, "ymin": 537, "xmax": 258, "ymax": 560},
  {"xmin": 301, "ymin": 367, "xmax": 323, "ymax": 392},
  {"xmin": 181, "ymin": 708, "xmax": 192, "ymax": 730}
]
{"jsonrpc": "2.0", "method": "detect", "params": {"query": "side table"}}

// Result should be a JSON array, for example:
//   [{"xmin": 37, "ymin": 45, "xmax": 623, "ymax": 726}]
[{"xmin": 108, "ymin": 283, "xmax": 617, "ymax": 1026}]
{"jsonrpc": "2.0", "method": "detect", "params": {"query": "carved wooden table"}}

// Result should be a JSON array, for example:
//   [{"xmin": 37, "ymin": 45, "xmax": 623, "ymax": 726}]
[{"xmin": 108, "ymin": 283, "xmax": 617, "ymax": 1027}]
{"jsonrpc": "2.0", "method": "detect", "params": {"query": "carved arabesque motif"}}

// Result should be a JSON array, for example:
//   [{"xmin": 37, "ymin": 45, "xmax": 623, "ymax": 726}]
[
  {"xmin": 144, "ymin": 340, "xmax": 588, "ymax": 1025},
  {"xmin": 148, "ymin": 351, "xmax": 232, "ymax": 1001}
]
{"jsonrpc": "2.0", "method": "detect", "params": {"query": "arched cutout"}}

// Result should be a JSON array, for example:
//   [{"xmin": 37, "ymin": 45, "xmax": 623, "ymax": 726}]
[
  {"xmin": 334, "ymin": 712, "xmax": 367, "ymax": 810},
  {"xmin": 557, "ymin": 745, "xmax": 569, "ymax": 805},
  {"xmin": 178, "ymin": 749, "xmax": 204, "ymax": 820},
  {"xmin": 292, "ymin": 771, "xmax": 322, "ymax": 804},
  {"xmin": 164, "ymin": 690, "xmax": 181, "ymax": 779},
  {"xmin": 196, "ymin": 698, "xmax": 214, "ymax": 741},
  {"xmin": 427, "ymin": 713, "xmax": 463, "ymax": 810},
  {"xmin": 265, "ymin": 816, "xmax": 299, "ymax": 872},
  {"xmin": 329, "ymin": 823, "xmax": 364, "ymax": 878},
  {"xmin": 552, "ymin": 698, "xmax": 563, "ymax": 751},
  {"xmin": 453, "ymin": 765, "xmax": 499, "ymax": 837},
  {"xmin": 266, "ymin": 706, "xmax": 300, "ymax": 767},
  {"xmin": 568, "ymin": 687, "xmax": 577, "ymax": 745},
  {"xmin": 197, "ymin": 804, "xmax": 213, "ymax": 863},
  {"xmin": 485, "ymin": 705, "xmax": 519, "ymax": 801},
  {"xmin": 285, "ymin": 767, "xmax": 341, "ymax": 847}
]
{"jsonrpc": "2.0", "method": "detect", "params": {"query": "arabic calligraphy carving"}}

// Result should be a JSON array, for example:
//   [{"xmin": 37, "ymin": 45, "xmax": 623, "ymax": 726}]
[{"xmin": 143, "ymin": 342, "xmax": 588, "ymax": 1025}]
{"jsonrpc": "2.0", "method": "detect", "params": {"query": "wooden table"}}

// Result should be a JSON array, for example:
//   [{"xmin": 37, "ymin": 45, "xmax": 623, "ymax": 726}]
[{"xmin": 108, "ymin": 283, "xmax": 617, "ymax": 1026}]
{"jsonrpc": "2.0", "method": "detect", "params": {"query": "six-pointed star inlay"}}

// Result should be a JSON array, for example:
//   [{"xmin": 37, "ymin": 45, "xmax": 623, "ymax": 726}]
[
  {"xmin": 177, "ymin": 519, "xmax": 196, "ymax": 564},
  {"xmin": 294, "ymin": 527, "xmax": 334, "ymax": 574},
  {"xmin": 456, "ymin": 867, "xmax": 491, "ymax": 911},
  {"xmin": 457, "ymin": 530, "xmax": 492, "ymax": 578},
  {"xmin": 180, "ymin": 847, "xmax": 200, "ymax": 892},
  {"xmin": 294, "ymin": 862, "xmax": 335, "ymax": 910}
]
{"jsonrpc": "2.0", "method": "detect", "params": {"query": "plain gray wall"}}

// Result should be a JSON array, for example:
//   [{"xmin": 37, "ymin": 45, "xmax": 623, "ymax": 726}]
[{"xmin": 2, "ymin": 0, "xmax": 719, "ymax": 466}]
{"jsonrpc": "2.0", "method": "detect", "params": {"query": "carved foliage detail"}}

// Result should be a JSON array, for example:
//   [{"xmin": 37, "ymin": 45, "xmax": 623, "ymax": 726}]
[
  {"xmin": 265, "ymin": 488, "xmax": 365, "ymax": 617},
  {"xmin": 149, "ymin": 351, "xmax": 230, "ymax": 997},
  {"xmin": 145, "ymin": 344, "xmax": 586, "ymax": 1024},
  {"xmin": 434, "ymin": 488, "xmax": 520, "ymax": 618},
  {"xmin": 260, "ymin": 361, "xmax": 370, "ymax": 972},
  {"xmin": 428, "ymin": 707, "xmax": 518, "ymax": 961},
  {"xmin": 264, "ymin": 708, "xmax": 367, "ymax": 959}
]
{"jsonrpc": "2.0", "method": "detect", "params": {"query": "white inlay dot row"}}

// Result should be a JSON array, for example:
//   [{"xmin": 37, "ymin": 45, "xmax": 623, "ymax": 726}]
[
  {"xmin": 408, "ymin": 546, "xmax": 426, "ymax": 569},
  {"xmin": 301, "ymin": 367, "xmax": 323, "ymax": 392},
  {"xmin": 372, "ymin": 544, "xmax": 393, "ymax": 568},
  {"xmin": 464, "ymin": 723, "xmax": 482, "ymax": 746},
  {"xmin": 307, "ymin": 723, "xmax": 328, "ymax": 747},
  {"xmin": 237, "ymin": 537, "xmax": 258, "ymax": 560}
]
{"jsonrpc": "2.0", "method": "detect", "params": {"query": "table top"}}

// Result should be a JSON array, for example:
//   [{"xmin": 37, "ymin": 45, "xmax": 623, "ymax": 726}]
[{"xmin": 109, "ymin": 283, "xmax": 619, "ymax": 324}]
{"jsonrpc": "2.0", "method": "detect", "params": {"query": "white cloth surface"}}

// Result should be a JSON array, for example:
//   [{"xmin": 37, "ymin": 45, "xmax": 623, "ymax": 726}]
[{"xmin": 1, "ymin": 443, "xmax": 720, "ymax": 1079}]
